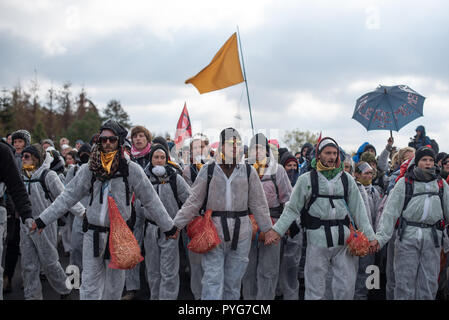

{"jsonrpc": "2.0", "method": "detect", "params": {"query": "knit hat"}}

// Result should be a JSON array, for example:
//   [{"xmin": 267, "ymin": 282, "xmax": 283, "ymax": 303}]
[
  {"xmin": 317, "ymin": 137, "xmax": 339, "ymax": 154},
  {"xmin": 11, "ymin": 129, "xmax": 31, "ymax": 146},
  {"xmin": 280, "ymin": 151, "xmax": 298, "ymax": 168},
  {"xmin": 78, "ymin": 143, "xmax": 92, "ymax": 154},
  {"xmin": 415, "ymin": 146, "xmax": 436, "ymax": 164},
  {"xmin": 41, "ymin": 138, "xmax": 55, "ymax": 148},
  {"xmin": 148, "ymin": 143, "xmax": 169, "ymax": 167},
  {"xmin": 152, "ymin": 136, "xmax": 170, "ymax": 153},
  {"xmin": 100, "ymin": 120, "xmax": 128, "ymax": 146},
  {"xmin": 22, "ymin": 145, "xmax": 42, "ymax": 166},
  {"xmin": 363, "ymin": 144, "xmax": 377, "ymax": 156},
  {"xmin": 436, "ymin": 152, "xmax": 447, "ymax": 164}
]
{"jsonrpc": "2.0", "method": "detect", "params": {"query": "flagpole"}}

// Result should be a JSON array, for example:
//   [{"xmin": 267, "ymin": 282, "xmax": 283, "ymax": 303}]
[{"xmin": 236, "ymin": 26, "xmax": 255, "ymax": 136}]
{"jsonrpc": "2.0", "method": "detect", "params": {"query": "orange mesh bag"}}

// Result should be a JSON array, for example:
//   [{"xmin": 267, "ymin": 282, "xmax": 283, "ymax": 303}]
[
  {"xmin": 249, "ymin": 214, "xmax": 259, "ymax": 240},
  {"xmin": 108, "ymin": 195, "xmax": 144, "ymax": 269},
  {"xmin": 346, "ymin": 223, "xmax": 370, "ymax": 257},
  {"xmin": 187, "ymin": 209, "xmax": 221, "ymax": 254}
]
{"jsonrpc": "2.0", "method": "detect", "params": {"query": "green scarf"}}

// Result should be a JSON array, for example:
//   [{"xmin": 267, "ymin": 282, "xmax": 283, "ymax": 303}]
[{"xmin": 311, "ymin": 158, "xmax": 343, "ymax": 180}]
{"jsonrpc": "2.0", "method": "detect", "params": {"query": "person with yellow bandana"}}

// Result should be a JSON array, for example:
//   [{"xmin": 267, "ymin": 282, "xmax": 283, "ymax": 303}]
[
  {"xmin": 20, "ymin": 144, "xmax": 85, "ymax": 299},
  {"xmin": 265, "ymin": 137, "xmax": 377, "ymax": 299},
  {"xmin": 30, "ymin": 120, "xmax": 176, "ymax": 300},
  {"xmin": 172, "ymin": 127, "xmax": 272, "ymax": 300},
  {"xmin": 242, "ymin": 133, "xmax": 293, "ymax": 300}
]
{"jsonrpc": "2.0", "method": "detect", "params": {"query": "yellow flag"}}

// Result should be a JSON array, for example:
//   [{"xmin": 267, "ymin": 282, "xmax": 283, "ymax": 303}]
[{"xmin": 185, "ymin": 33, "xmax": 244, "ymax": 94}]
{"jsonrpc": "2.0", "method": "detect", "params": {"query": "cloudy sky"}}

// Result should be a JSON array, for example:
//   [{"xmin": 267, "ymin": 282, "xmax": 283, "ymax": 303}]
[{"xmin": 1, "ymin": 0, "xmax": 448, "ymax": 154}]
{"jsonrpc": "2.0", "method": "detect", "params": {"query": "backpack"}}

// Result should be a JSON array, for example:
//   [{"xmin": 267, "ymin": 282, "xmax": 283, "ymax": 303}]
[
  {"xmin": 151, "ymin": 169, "xmax": 183, "ymax": 209},
  {"xmin": 299, "ymin": 168, "xmax": 350, "ymax": 248},
  {"xmin": 402, "ymin": 176, "xmax": 444, "ymax": 212},
  {"xmin": 430, "ymin": 139, "xmax": 439, "ymax": 154},
  {"xmin": 395, "ymin": 175, "xmax": 446, "ymax": 247},
  {"xmin": 89, "ymin": 163, "xmax": 130, "ymax": 207},
  {"xmin": 300, "ymin": 168, "xmax": 349, "ymax": 225},
  {"xmin": 24, "ymin": 169, "xmax": 53, "ymax": 202}
]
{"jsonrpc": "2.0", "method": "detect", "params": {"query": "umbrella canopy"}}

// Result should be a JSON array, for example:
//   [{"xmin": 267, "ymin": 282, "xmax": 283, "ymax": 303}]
[{"xmin": 352, "ymin": 85, "xmax": 425, "ymax": 132}]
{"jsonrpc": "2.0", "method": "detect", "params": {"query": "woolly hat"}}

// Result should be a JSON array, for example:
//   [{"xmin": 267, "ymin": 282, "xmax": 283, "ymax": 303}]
[
  {"xmin": 41, "ymin": 139, "xmax": 55, "ymax": 148},
  {"xmin": 363, "ymin": 143, "xmax": 377, "ymax": 155},
  {"xmin": 415, "ymin": 146, "xmax": 435, "ymax": 164},
  {"xmin": 280, "ymin": 151, "xmax": 298, "ymax": 168},
  {"xmin": 12, "ymin": 129, "xmax": 31, "ymax": 146},
  {"xmin": 436, "ymin": 152, "xmax": 447, "ymax": 164},
  {"xmin": 100, "ymin": 120, "xmax": 128, "ymax": 145},
  {"xmin": 317, "ymin": 137, "xmax": 338, "ymax": 154},
  {"xmin": 152, "ymin": 136, "xmax": 170, "ymax": 153},
  {"xmin": 22, "ymin": 145, "xmax": 41, "ymax": 162},
  {"xmin": 78, "ymin": 143, "xmax": 92, "ymax": 154},
  {"xmin": 316, "ymin": 137, "xmax": 341, "ymax": 167},
  {"xmin": 148, "ymin": 143, "xmax": 169, "ymax": 167}
]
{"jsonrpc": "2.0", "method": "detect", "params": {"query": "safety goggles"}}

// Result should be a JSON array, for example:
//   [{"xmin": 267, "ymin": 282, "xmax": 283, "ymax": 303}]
[{"xmin": 99, "ymin": 136, "xmax": 119, "ymax": 144}]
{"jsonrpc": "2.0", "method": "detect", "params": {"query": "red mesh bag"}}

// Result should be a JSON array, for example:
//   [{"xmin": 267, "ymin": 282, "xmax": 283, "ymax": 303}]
[
  {"xmin": 108, "ymin": 196, "xmax": 144, "ymax": 269},
  {"xmin": 187, "ymin": 209, "xmax": 221, "ymax": 254},
  {"xmin": 346, "ymin": 223, "xmax": 370, "ymax": 257}
]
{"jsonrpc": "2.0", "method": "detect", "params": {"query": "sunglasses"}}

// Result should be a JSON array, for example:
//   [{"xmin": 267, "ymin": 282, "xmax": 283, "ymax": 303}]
[
  {"xmin": 443, "ymin": 161, "xmax": 449, "ymax": 166},
  {"xmin": 22, "ymin": 154, "xmax": 31, "ymax": 160},
  {"xmin": 99, "ymin": 136, "xmax": 119, "ymax": 144}
]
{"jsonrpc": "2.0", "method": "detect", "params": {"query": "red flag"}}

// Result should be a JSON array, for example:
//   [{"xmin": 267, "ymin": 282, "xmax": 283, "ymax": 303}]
[{"xmin": 174, "ymin": 103, "xmax": 192, "ymax": 149}]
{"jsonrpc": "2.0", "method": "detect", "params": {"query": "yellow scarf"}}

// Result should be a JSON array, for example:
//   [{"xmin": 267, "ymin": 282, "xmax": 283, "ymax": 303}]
[
  {"xmin": 358, "ymin": 177, "xmax": 372, "ymax": 186},
  {"xmin": 100, "ymin": 151, "xmax": 117, "ymax": 174},
  {"xmin": 22, "ymin": 164, "xmax": 36, "ymax": 178},
  {"xmin": 316, "ymin": 160, "xmax": 335, "ymax": 172},
  {"xmin": 253, "ymin": 157, "xmax": 268, "ymax": 177}
]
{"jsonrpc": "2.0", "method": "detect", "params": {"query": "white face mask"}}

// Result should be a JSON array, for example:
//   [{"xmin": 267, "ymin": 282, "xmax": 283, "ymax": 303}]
[{"xmin": 152, "ymin": 165, "xmax": 166, "ymax": 177}]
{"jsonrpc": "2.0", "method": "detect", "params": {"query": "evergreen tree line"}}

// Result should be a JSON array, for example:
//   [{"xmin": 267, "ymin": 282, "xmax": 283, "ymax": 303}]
[{"xmin": 0, "ymin": 81, "xmax": 132, "ymax": 147}]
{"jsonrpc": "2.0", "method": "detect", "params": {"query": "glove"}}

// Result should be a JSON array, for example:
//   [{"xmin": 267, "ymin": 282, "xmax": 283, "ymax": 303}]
[
  {"xmin": 164, "ymin": 225, "xmax": 178, "ymax": 237},
  {"xmin": 43, "ymin": 149, "xmax": 55, "ymax": 167},
  {"xmin": 288, "ymin": 221, "xmax": 301, "ymax": 238},
  {"xmin": 24, "ymin": 218, "xmax": 35, "ymax": 234}
]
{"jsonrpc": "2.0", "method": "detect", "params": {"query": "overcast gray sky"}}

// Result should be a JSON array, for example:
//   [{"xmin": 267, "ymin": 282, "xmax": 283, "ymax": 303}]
[{"xmin": 1, "ymin": 0, "xmax": 448, "ymax": 154}]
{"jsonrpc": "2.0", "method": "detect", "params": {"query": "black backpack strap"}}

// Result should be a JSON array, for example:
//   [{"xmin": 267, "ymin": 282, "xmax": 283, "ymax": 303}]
[
  {"xmin": 403, "ymin": 176, "xmax": 414, "ymax": 212},
  {"xmin": 245, "ymin": 163, "xmax": 251, "ymax": 184},
  {"xmin": 169, "ymin": 172, "xmax": 183, "ymax": 209},
  {"xmin": 89, "ymin": 174, "xmax": 96, "ymax": 206},
  {"xmin": 190, "ymin": 164, "xmax": 198, "ymax": 184},
  {"xmin": 122, "ymin": 175, "xmax": 130, "ymax": 206},
  {"xmin": 341, "ymin": 171, "xmax": 349, "ymax": 205},
  {"xmin": 269, "ymin": 173, "xmax": 280, "ymax": 202},
  {"xmin": 300, "ymin": 169, "xmax": 319, "ymax": 228},
  {"xmin": 200, "ymin": 162, "xmax": 215, "ymax": 214},
  {"xmin": 39, "ymin": 169, "xmax": 53, "ymax": 202}
]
